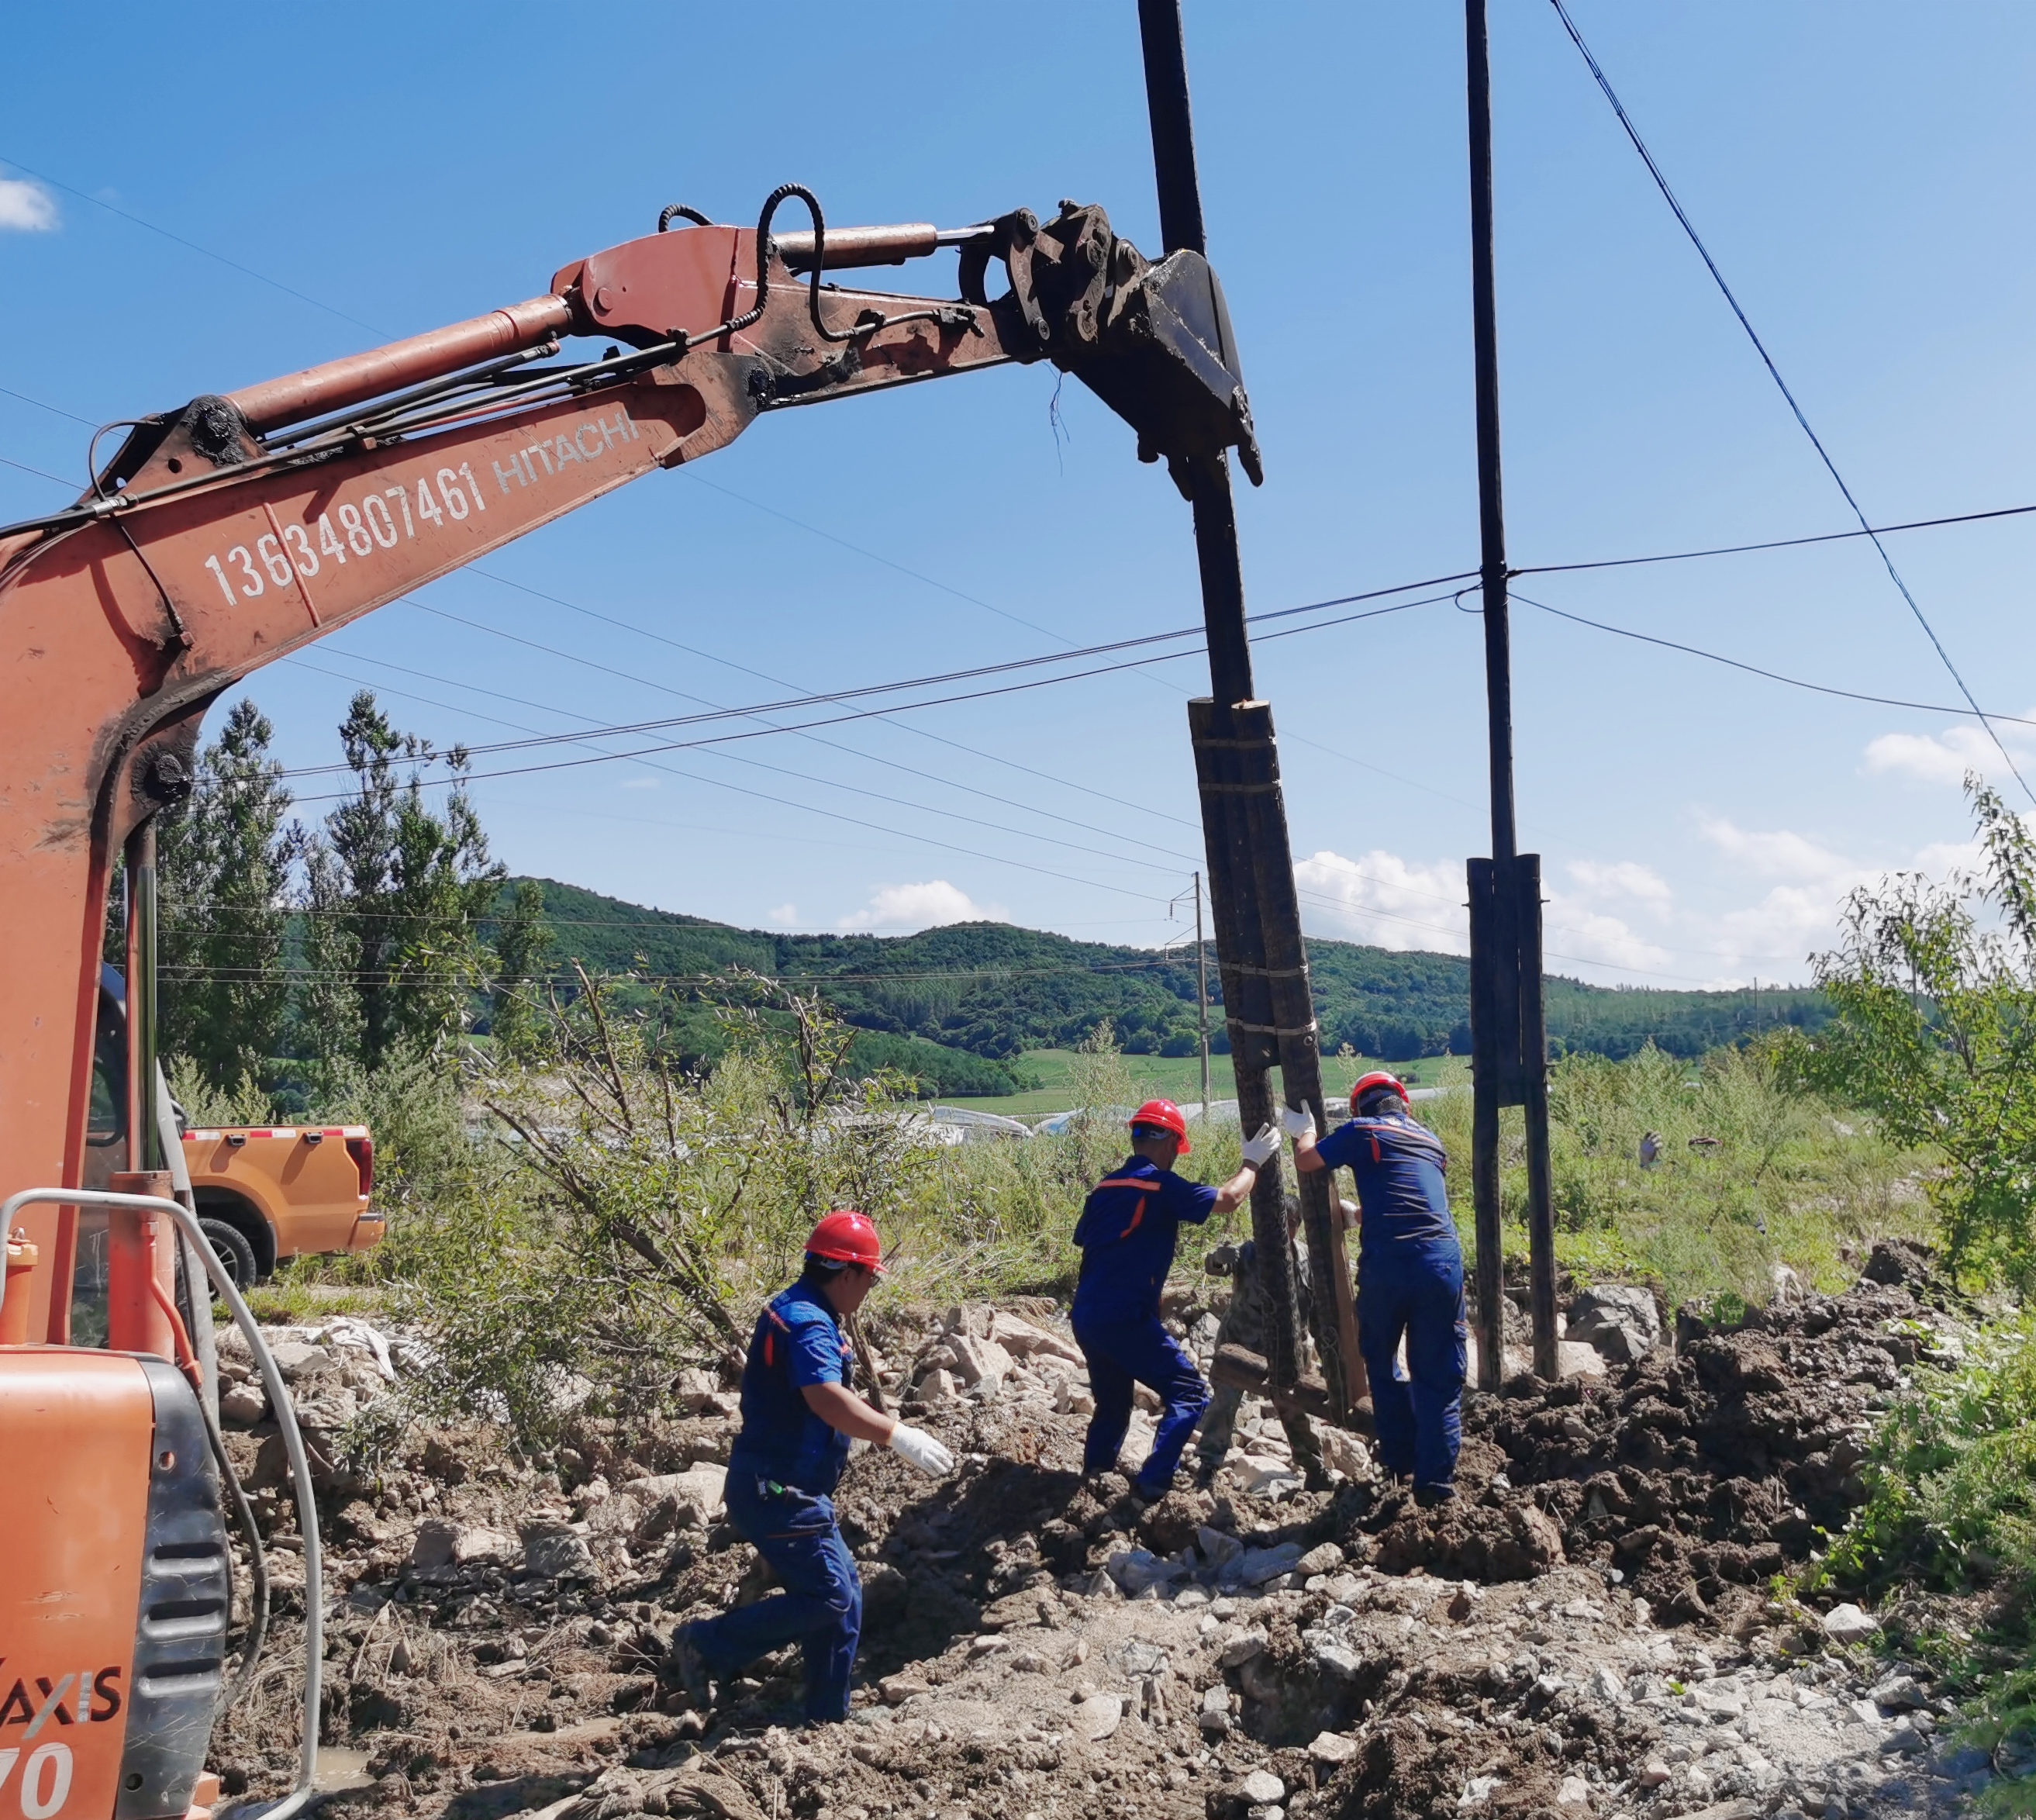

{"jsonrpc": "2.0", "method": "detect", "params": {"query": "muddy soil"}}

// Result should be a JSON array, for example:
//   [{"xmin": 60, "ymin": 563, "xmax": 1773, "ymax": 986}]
[{"xmin": 209, "ymin": 1244, "xmax": 1996, "ymax": 1820}]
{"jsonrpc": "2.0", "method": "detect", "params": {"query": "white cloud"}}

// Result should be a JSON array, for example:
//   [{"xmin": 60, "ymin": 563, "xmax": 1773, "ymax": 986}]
[
  {"xmin": 1565, "ymin": 858, "xmax": 1672, "ymax": 909},
  {"xmin": 1863, "ymin": 727, "xmax": 1996, "ymax": 787},
  {"xmin": 1294, "ymin": 849, "xmax": 1467, "ymax": 952},
  {"xmin": 837, "ymin": 879, "xmax": 1004, "ymax": 934},
  {"xmin": 1694, "ymin": 813, "xmax": 1855, "ymax": 884},
  {"xmin": 0, "ymin": 179, "xmax": 57, "ymax": 232},
  {"xmin": 1540, "ymin": 899, "xmax": 1674, "ymax": 973},
  {"xmin": 764, "ymin": 903, "xmax": 800, "ymax": 927},
  {"xmin": 1862, "ymin": 710, "xmax": 2036, "ymax": 789}
]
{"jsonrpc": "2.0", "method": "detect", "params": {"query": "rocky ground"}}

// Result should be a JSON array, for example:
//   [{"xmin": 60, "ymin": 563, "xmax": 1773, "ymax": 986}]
[{"xmin": 209, "ymin": 1242, "xmax": 2010, "ymax": 1820}]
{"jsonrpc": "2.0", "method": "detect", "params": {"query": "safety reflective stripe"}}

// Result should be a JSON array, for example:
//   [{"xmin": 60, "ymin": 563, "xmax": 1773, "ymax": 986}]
[
  {"xmin": 1093, "ymin": 1176, "xmax": 1161, "ymax": 1241},
  {"xmin": 763, "ymin": 1307, "xmax": 792, "ymax": 1371},
  {"xmin": 1370, "ymin": 1133, "xmax": 1381, "ymax": 1163}
]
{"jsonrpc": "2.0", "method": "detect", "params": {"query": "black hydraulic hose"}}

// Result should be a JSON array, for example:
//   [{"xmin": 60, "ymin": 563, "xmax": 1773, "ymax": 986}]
[{"xmin": 196, "ymin": 1374, "xmax": 271, "ymax": 1705}]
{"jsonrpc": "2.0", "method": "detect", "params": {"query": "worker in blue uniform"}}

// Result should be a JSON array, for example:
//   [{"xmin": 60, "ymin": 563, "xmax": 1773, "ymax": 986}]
[
  {"xmin": 1071, "ymin": 1098, "xmax": 1282, "ymax": 1501},
  {"xmin": 1286, "ymin": 1072, "xmax": 1465, "ymax": 1504},
  {"xmin": 668, "ymin": 1210, "xmax": 954, "ymax": 1723}
]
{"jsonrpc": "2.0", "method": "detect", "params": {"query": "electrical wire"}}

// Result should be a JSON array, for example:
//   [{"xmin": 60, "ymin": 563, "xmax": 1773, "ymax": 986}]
[
  {"xmin": 0, "ymin": 155, "xmax": 388, "ymax": 337},
  {"xmin": 0, "ymin": 451, "xmax": 74, "ymax": 487},
  {"xmin": 1517, "ymin": 499, "xmax": 2036, "ymax": 578},
  {"xmin": 467, "ymin": 563, "xmax": 1214, "ymax": 836},
  {"xmin": 267, "ymin": 585, "xmax": 1458, "ymax": 780},
  {"xmin": 1512, "ymin": 591, "xmax": 2036, "ymax": 725},
  {"xmin": 1547, "ymin": 0, "xmax": 2035, "ymax": 806},
  {"xmin": 0, "ymin": 384, "xmax": 98, "ymax": 428}
]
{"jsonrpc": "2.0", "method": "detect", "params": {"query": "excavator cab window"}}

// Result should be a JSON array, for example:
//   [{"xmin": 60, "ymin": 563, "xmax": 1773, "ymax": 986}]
[
  {"xmin": 88, "ymin": 980, "xmax": 127, "ymax": 1148},
  {"xmin": 71, "ymin": 979, "xmax": 130, "ymax": 1345}
]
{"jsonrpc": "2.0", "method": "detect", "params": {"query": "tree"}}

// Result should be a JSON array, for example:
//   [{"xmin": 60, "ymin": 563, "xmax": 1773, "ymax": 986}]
[
  {"xmin": 1779, "ymin": 776, "xmax": 2036, "ymax": 1286},
  {"xmin": 155, "ymin": 700, "xmax": 298, "ymax": 1090},
  {"xmin": 488, "ymin": 879, "xmax": 555, "ymax": 1061},
  {"xmin": 314, "ymin": 691, "xmax": 504, "ymax": 1067}
]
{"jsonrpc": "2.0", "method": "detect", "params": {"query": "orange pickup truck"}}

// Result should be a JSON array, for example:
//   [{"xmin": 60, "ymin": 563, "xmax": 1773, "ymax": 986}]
[
  {"xmin": 178, "ymin": 1121, "xmax": 384, "ymax": 1287},
  {"xmin": 88, "ymin": 967, "xmax": 385, "ymax": 1287}
]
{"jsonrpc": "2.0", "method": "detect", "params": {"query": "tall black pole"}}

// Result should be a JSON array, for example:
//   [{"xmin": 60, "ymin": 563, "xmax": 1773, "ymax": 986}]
[
  {"xmin": 1138, "ymin": 0, "xmax": 1365, "ymax": 1417},
  {"xmin": 1465, "ymin": 0, "xmax": 1558, "ymax": 1383}
]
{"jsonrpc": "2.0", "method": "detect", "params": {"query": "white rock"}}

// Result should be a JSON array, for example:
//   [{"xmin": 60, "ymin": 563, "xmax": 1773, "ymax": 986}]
[
  {"xmin": 985, "ymin": 1311, "xmax": 1083, "ymax": 1366},
  {"xmin": 1201, "ymin": 1684, "xmax": 1231, "ymax": 1716},
  {"xmin": 407, "ymin": 1519, "xmax": 515, "ymax": 1569},
  {"xmin": 1565, "ymin": 1286, "xmax": 1662, "ymax": 1363},
  {"xmin": 521, "ymin": 1521, "xmax": 596, "ymax": 1580},
  {"xmin": 618, "ymin": 1464, "xmax": 726, "ymax": 1527},
  {"xmin": 1821, "ymin": 1603, "xmax": 1881, "ymax": 1645},
  {"xmin": 1237, "ymin": 1542, "xmax": 1304, "ymax": 1586},
  {"xmin": 267, "ymin": 1340, "xmax": 335, "ymax": 1383},
  {"xmin": 1638, "ymin": 1760, "xmax": 1670, "ymax": 1787},
  {"xmin": 1555, "ymin": 1774, "xmax": 1589, "ymax": 1807},
  {"xmin": 1297, "ymin": 1542, "xmax": 1346, "ymax": 1577},
  {"xmin": 1460, "ymin": 1775, "xmax": 1501, "ymax": 1806},
  {"xmin": 1556, "ymin": 1341, "xmax": 1605, "ymax": 1380},
  {"xmin": 219, "ymin": 1382, "xmax": 267, "ymax": 1425},
  {"xmin": 918, "ymin": 1367, "xmax": 959, "ymax": 1402},
  {"xmin": 1310, "ymin": 1639, "xmax": 1361, "ymax": 1680},
  {"xmin": 947, "ymin": 1332, "xmax": 1014, "ymax": 1393},
  {"xmin": 1318, "ymin": 1425, "xmax": 1372, "ymax": 1482},
  {"xmin": 1241, "ymin": 1463, "xmax": 1306, "ymax": 1500},
  {"xmin": 1055, "ymin": 1377, "xmax": 1096, "ymax": 1416},
  {"xmin": 1219, "ymin": 1626, "xmax": 1268, "ymax": 1669},
  {"xmin": 1241, "ymin": 1770, "xmax": 1285, "ymax": 1806},
  {"xmin": 1075, "ymin": 1694, "xmax": 1122, "ymax": 1742},
  {"xmin": 1588, "ymin": 1664, "xmax": 1627, "ymax": 1704},
  {"xmin": 1309, "ymin": 1731, "xmax": 1358, "ymax": 1768}
]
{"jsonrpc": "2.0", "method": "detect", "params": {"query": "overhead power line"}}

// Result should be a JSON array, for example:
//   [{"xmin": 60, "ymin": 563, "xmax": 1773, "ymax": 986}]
[
  {"xmin": 1513, "ymin": 591, "xmax": 2036, "ymax": 727},
  {"xmin": 1519, "ymin": 499, "xmax": 2036, "ymax": 578},
  {"xmin": 0, "ymin": 155, "xmax": 388, "ymax": 337},
  {"xmin": 1547, "ymin": 0, "xmax": 2035, "ymax": 806},
  {"xmin": 270, "ymin": 582, "xmax": 1462, "ymax": 782}
]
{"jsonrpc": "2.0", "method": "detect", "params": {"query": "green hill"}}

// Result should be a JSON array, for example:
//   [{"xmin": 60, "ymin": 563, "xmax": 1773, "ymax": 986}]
[{"xmin": 484, "ymin": 879, "xmax": 1829, "ymax": 1096}]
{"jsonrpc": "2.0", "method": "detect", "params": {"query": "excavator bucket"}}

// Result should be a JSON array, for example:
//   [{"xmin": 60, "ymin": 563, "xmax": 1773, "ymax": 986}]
[{"xmin": 1076, "ymin": 247, "xmax": 1264, "ymax": 492}]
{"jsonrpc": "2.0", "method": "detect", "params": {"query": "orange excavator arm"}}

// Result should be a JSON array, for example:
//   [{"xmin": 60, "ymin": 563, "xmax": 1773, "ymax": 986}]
[{"xmin": 0, "ymin": 185, "xmax": 1261, "ymax": 1342}]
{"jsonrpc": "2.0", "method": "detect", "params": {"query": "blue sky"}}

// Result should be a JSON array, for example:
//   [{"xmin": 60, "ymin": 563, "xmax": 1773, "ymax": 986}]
[{"xmin": 6, "ymin": 2, "xmax": 2035, "ymax": 988}]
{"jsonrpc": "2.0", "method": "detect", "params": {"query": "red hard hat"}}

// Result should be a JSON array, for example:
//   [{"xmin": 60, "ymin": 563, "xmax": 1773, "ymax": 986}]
[
  {"xmin": 1128, "ymin": 1098, "xmax": 1191, "ymax": 1155},
  {"xmin": 806, "ymin": 1208, "xmax": 885, "ymax": 1273},
  {"xmin": 1351, "ymin": 1070, "xmax": 1410, "ymax": 1110}
]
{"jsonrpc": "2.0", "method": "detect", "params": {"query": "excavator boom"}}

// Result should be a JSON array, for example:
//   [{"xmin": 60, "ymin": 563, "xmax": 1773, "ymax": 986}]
[{"xmin": 0, "ymin": 188, "xmax": 1259, "ymax": 1343}]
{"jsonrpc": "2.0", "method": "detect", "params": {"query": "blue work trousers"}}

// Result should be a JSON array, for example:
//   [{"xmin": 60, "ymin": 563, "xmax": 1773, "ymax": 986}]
[
  {"xmin": 1073, "ymin": 1310, "xmax": 1210, "ymax": 1497},
  {"xmin": 1357, "ymin": 1242, "xmax": 1467, "ymax": 1492},
  {"xmin": 691, "ymin": 1470, "xmax": 861, "ymax": 1723}
]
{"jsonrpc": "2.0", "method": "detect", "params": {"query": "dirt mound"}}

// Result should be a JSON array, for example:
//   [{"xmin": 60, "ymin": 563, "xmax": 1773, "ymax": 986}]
[
  {"xmin": 205, "ymin": 1262, "xmax": 1986, "ymax": 1820},
  {"xmin": 1336, "ymin": 1265, "xmax": 1963, "ymax": 1630}
]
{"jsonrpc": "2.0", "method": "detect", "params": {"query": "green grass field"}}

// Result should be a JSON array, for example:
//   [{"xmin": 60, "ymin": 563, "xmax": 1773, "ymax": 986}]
[{"xmin": 944, "ymin": 1048, "xmax": 1471, "ymax": 1116}]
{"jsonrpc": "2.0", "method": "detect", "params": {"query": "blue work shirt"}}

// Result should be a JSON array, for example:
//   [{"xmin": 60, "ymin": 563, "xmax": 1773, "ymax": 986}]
[
  {"xmin": 727, "ymin": 1280, "xmax": 856, "ymax": 1496},
  {"xmin": 1315, "ymin": 1112, "xmax": 1458, "ymax": 1252},
  {"xmin": 1071, "ymin": 1155, "xmax": 1220, "ymax": 1324}
]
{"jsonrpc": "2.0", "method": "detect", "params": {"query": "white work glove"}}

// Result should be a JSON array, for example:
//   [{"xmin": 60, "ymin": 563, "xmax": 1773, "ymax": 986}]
[
  {"xmin": 888, "ymin": 1423, "xmax": 955, "ymax": 1478},
  {"xmin": 1338, "ymin": 1197, "xmax": 1360, "ymax": 1228},
  {"xmin": 1239, "ymin": 1123, "xmax": 1281, "ymax": 1168},
  {"xmin": 1279, "ymin": 1104, "xmax": 1316, "ymax": 1142}
]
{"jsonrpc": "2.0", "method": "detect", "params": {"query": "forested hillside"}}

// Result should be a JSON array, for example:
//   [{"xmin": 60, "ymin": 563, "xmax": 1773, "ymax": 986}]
[{"xmin": 490, "ymin": 879, "xmax": 1829, "ymax": 1083}]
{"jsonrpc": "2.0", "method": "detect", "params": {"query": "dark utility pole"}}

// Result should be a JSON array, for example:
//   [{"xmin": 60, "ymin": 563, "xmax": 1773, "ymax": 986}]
[
  {"xmin": 1137, "ymin": 0, "xmax": 1365, "ymax": 1416},
  {"xmin": 1464, "ymin": 0, "xmax": 1558, "ymax": 1385}
]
